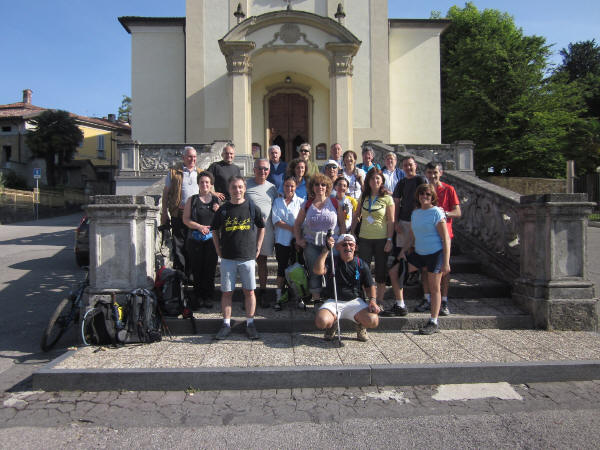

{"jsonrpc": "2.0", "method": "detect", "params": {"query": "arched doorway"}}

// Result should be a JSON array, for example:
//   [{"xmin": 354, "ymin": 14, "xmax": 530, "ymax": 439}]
[{"xmin": 268, "ymin": 93, "xmax": 308, "ymax": 161}]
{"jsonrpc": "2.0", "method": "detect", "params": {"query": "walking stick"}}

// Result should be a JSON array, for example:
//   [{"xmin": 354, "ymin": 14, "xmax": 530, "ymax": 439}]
[{"xmin": 327, "ymin": 230, "xmax": 344, "ymax": 347}]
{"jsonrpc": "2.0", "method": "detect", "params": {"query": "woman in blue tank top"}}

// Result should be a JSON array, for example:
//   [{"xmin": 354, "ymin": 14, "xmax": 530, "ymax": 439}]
[{"xmin": 400, "ymin": 183, "xmax": 450, "ymax": 335}]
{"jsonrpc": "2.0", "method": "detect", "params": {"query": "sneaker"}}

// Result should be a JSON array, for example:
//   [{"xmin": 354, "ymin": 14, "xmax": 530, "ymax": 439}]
[
  {"xmin": 215, "ymin": 324, "xmax": 231, "ymax": 340},
  {"xmin": 297, "ymin": 300, "xmax": 306, "ymax": 310},
  {"xmin": 354, "ymin": 323, "xmax": 368, "ymax": 342},
  {"xmin": 324, "ymin": 326, "xmax": 337, "ymax": 341},
  {"xmin": 439, "ymin": 302, "xmax": 450, "ymax": 316},
  {"xmin": 419, "ymin": 320, "xmax": 440, "ymax": 335},
  {"xmin": 246, "ymin": 322, "xmax": 260, "ymax": 340},
  {"xmin": 381, "ymin": 304, "xmax": 408, "ymax": 317},
  {"xmin": 414, "ymin": 299, "xmax": 430, "ymax": 312}
]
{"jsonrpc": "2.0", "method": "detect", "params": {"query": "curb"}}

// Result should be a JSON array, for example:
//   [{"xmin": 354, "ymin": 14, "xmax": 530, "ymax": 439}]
[
  {"xmin": 33, "ymin": 350, "xmax": 600, "ymax": 392},
  {"xmin": 590, "ymin": 221, "xmax": 600, "ymax": 228}
]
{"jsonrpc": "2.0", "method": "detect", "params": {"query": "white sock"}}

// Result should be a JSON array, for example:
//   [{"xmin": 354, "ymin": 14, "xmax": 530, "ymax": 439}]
[
  {"xmin": 442, "ymin": 296, "xmax": 448, "ymax": 303},
  {"xmin": 430, "ymin": 317, "xmax": 438, "ymax": 325},
  {"xmin": 276, "ymin": 288, "xmax": 282, "ymax": 300},
  {"xmin": 223, "ymin": 318, "xmax": 231, "ymax": 327},
  {"xmin": 395, "ymin": 299, "xmax": 406, "ymax": 308},
  {"xmin": 424, "ymin": 293, "xmax": 431, "ymax": 303},
  {"xmin": 246, "ymin": 318, "xmax": 254, "ymax": 326}
]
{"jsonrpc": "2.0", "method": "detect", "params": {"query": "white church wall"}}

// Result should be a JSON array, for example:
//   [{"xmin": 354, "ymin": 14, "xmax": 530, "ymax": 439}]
[
  {"xmin": 388, "ymin": 23, "xmax": 444, "ymax": 145},
  {"xmin": 249, "ymin": 0, "xmax": 327, "ymax": 17},
  {"xmin": 130, "ymin": 25, "xmax": 185, "ymax": 143}
]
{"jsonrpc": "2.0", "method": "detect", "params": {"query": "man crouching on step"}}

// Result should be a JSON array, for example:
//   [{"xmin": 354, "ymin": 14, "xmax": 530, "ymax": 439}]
[{"xmin": 313, "ymin": 234, "xmax": 380, "ymax": 342}]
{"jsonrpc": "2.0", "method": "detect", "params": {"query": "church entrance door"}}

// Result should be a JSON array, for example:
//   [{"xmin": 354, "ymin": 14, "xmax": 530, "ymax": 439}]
[{"xmin": 268, "ymin": 93, "xmax": 308, "ymax": 161}]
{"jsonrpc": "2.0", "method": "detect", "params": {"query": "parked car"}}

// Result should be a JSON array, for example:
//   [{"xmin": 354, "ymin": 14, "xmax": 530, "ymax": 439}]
[{"xmin": 75, "ymin": 216, "xmax": 89, "ymax": 267}]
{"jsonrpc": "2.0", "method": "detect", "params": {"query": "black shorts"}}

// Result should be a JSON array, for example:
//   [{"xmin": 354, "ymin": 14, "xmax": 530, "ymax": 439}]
[{"xmin": 406, "ymin": 250, "xmax": 443, "ymax": 274}]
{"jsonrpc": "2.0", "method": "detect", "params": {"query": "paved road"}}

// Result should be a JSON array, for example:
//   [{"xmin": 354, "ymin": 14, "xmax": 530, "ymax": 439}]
[
  {"xmin": 0, "ymin": 213, "xmax": 85, "ymax": 391},
  {"xmin": 0, "ymin": 381, "xmax": 599, "ymax": 448}
]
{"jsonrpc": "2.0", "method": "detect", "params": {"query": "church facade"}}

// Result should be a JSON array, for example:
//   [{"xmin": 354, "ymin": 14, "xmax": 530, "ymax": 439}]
[{"xmin": 119, "ymin": 0, "xmax": 449, "ymax": 162}]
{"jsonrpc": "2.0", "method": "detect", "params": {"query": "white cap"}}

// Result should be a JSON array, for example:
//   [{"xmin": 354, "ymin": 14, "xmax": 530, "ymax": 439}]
[
  {"xmin": 336, "ymin": 234, "xmax": 356, "ymax": 244},
  {"xmin": 325, "ymin": 159, "xmax": 339, "ymax": 168}
]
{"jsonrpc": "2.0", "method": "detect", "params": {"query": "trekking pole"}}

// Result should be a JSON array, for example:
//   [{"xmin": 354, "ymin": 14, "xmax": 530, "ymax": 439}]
[{"xmin": 327, "ymin": 230, "xmax": 343, "ymax": 347}]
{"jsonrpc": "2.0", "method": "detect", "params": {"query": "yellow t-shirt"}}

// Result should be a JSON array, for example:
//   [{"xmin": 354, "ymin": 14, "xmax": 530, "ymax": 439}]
[{"xmin": 359, "ymin": 194, "xmax": 393, "ymax": 239}]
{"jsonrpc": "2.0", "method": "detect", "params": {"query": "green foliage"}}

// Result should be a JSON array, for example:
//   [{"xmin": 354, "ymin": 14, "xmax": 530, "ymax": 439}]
[
  {"xmin": 118, "ymin": 95, "xmax": 131, "ymax": 123},
  {"xmin": 25, "ymin": 110, "xmax": 83, "ymax": 187},
  {"xmin": 552, "ymin": 40, "xmax": 600, "ymax": 174},
  {"xmin": 440, "ymin": 3, "xmax": 584, "ymax": 178},
  {"xmin": 1, "ymin": 170, "xmax": 28, "ymax": 189}
]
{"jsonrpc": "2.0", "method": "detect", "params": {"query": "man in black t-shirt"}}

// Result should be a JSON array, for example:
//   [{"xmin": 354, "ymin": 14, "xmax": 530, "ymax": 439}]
[
  {"xmin": 212, "ymin": 176, "xmax": 265, "ymax": 340},
  {"xmin": 313, "ymin": 234, "xmax": 380, "ymax": 342},
  {"xmin": 207, "ymin": 143, "xmax": 241, "ymax": 201}
]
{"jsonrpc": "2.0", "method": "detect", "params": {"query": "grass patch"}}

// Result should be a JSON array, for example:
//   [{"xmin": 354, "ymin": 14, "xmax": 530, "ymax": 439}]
[{"xmin": 590, "ymin": 213, "xmax": 600, "ymax": 221}]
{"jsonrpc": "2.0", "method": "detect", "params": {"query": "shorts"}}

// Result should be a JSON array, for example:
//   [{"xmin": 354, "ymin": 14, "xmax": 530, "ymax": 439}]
[
  {"xmin": 259, "ymin": 222, "xmax": 274, "ymax": 257},
  {"xmin": 220, "ymin": 258, "xmax": 256, "ymax": 292},
  {"xmin": 395, "ymin": 220, "xmax": 411, "ymax": 248},
  {"xmin": 406, "ymin": 250, "xmax": 443, "ymax": 274},
  {"xmin": 319, "ymin": 297, "xmax": 369, "ymax": 323}
]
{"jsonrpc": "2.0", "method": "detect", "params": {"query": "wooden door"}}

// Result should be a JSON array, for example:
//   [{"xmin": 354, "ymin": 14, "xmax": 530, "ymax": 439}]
[{"xmin": 268, "ymin": 93, "xmax": 308, "ymax": 161}]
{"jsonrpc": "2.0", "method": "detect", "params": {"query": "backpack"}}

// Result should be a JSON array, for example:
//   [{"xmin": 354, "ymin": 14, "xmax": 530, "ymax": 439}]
[
  {"xmin": 154, "ymin": 267, "xmax": 187, "ymax": 316},
  {"xmin": 284, "ymin": 262, "xmax": 311, "ymax": 305},
  {"xmin": 82, "ymin": 299, "xmax": 120, "ymax": 347},
  {"xmin": 122, "ymin": 289, "xmax": 162, "ymax": 344}
]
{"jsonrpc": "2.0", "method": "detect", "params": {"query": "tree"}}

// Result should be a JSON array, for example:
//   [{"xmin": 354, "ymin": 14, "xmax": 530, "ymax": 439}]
[
  {"xmin": 440, "ymin": 3, "xmax": 582, "ymax": 177},
  {"xmin": 553, "ymin": 40, "xmax": 600, "ymax": 174},
  {"xmin": 557, "ymin": 40, "xmax": 600, "ymax": 83},
  {"xmin": 118, "ymin": 95, "xmax": 131, "ymax": 123},
  {"xmin": 25, "ymin": 110, "xmax": 83, "ymax": 187}
]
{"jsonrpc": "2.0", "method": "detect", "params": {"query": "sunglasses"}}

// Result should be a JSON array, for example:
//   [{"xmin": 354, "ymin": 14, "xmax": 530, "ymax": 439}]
[
  {"xmin": 255, "ymin": 167, "xmax": 269, "ymax": 171},
  {"xmin": 316, "ymin": 183, "xmax": 328, "ymax": 187}
]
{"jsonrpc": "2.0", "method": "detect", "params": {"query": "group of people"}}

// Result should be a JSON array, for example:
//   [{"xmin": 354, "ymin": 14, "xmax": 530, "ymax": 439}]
[{"xmin": 160, "ymin": 142, "xmax": 460, "ymax": 341}]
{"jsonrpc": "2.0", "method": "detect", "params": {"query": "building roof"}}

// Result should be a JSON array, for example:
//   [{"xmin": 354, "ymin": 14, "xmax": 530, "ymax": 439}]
[
  {"xmin": 0, "ymin": 100, "xmax": 130, "ymax": 133},
  {"xmin": 388, "ymin": 18, "xmax": 451, "ymax": 31},
  {"xmin": 118, "ymin": 16, "xmax": 185, "ymax": 33}
]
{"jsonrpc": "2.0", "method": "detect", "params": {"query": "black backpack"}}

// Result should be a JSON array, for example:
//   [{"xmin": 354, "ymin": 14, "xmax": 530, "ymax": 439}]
[
  {"xmin": 122, "ymin": 289, "xmax": 162, "ymax": 344},
  {"xmin": 154, "ymin": 267, "xmax": 187, "ymax": 316},
  {"xmin": 82, "ymin": 299, "xmax": 119, "ymax": 347}
]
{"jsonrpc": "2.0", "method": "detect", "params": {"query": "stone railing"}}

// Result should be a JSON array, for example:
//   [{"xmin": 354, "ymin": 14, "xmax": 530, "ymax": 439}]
[
  {"xmin": 365, "ymin": 140, "xmax": 475, "ymax": 173},
  {"xmin": 116, "ymin": 141, "xmax": 255, "ymax": 195}
]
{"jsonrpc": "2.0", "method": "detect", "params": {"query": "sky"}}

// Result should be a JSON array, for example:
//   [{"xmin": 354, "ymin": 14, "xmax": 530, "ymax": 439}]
[{"xmin": 2, "ymin": 0, "xmax": 599, "ymax": 118}]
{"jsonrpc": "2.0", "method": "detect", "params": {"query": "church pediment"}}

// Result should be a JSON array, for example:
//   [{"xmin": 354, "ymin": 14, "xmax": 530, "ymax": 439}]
[{"xmin": 220, "ymin": 10, "xmax": 361, "ymax": 52}]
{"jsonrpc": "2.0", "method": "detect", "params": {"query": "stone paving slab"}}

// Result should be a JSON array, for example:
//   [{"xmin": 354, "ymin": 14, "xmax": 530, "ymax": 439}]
[{"xmin": 33, "ymin": 330, "xmax": 600, "ymax": 391}]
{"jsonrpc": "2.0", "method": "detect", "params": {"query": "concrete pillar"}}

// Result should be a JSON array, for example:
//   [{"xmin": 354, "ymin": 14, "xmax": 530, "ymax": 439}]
[
  {"xmin": 219, "ymin": 40, "xmax": 255, "ymax": 154},
  {"xmin": 513, "ymin": 194, "xmax": 598, "ymax": 330},
  {"xmin": 85, "ymin": 195, "xmax": 159, "ymax": 297},
  {"xmin": 326, "ymin": 42, "xmax": 358, "ymax": 151}
]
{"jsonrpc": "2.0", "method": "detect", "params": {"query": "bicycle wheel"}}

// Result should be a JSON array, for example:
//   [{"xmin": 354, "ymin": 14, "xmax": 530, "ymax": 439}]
[{"xmin": 41, "ymin": 297, "xmax": 73, "ymax": 352}]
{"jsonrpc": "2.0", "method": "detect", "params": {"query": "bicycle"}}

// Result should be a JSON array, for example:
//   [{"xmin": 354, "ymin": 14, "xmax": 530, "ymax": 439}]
[{"xmin": 40, "ymin": 268, "xmax": 89, "ymax": 352}]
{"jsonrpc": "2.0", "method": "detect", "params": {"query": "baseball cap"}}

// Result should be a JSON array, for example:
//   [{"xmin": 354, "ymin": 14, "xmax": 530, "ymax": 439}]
[
  {"xmin": 336, "ymin": 234, "xmax": 356, "ymax": 244},
  {"xmin": 325, "ymin": 159, "xmax": 339, "ymax": 168}
]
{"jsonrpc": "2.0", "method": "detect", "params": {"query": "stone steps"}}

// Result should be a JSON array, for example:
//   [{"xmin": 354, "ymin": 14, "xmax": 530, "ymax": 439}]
[{"xmin": 172, "ymin": 253, "xmax": 527, "ymax": 335}]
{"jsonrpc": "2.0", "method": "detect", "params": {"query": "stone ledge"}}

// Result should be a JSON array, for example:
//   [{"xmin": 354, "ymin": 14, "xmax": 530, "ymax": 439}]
[{"xmin": 33, "ymin": 350, "xmax": 600, "ymax": 392}]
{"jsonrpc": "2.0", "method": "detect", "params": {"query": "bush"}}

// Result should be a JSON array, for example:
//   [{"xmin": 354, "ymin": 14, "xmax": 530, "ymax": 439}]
[{"xmin": 1, "ymin": 170, "xmax": 28, "ymax": 189}]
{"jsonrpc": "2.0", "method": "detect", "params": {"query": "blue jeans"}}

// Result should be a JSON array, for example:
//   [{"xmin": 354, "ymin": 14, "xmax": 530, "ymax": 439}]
[{"xmin": 303, "ymin": 243, "xmax": 326, "ymax": 295}]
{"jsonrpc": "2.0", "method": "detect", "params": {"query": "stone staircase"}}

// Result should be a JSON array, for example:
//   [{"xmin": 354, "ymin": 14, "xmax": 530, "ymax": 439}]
[{"xmin": 164, "ymin": 253, "xmax": 533, "ymax": 335}]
